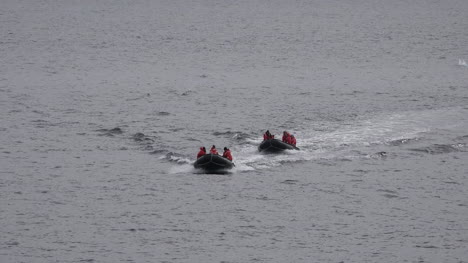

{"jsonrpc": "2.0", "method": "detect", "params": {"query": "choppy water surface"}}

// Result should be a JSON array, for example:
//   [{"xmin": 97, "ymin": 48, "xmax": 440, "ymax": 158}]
[{"xmin": 1, "ymin": 0, "xmax": 468, "ymax": 262}]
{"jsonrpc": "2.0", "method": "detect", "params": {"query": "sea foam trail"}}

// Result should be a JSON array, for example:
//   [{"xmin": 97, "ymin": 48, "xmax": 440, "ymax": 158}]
[
  {"xmin": 232, "ymin": 107, "xmax": 468, "ymax": 170},
  {"xmin": 167, "ymin": 107, "xmax": 468, "ymax": 173},
  {"xmin": 168, "ymin": 163, "xmax": 196, "ymax": 174}
]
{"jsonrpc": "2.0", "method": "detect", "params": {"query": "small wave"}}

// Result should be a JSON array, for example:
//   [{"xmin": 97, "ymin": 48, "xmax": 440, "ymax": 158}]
[
  {"xmin": 377, "ymin": 189, "xmax": 398, "ymax": 194},
  {"xmin": 31, "ymin": 119, "xmax": 53, "ymax": 128},
  {"xmin": 169, "ymin": 127, "xmax": 184, "ymax": 132},
  {"xmin": 183, "ymin": 136, "xmax": 202, "ymax": 142},
  {"xmin": 212, "ymin": 131, "xmax": 253, "ymax": 143},
  {"xmin": 458, "ymin": 59, "xmax": 467, "ymax": 67},
  {"xmin": 132, "ymin": 132, "xmax": 145, "ymax": 140},
  {"xmin": 368, "ymin": 151, "xmax": 388, "ymax": 159},
  {"xmin": 281, "ymin": 179, "xmax": 299, "ymax": 184},
  {"xmin": 96, "ymin": 127, "xmax": 123, "ymax": 136},
  {"xmin": 126, "ymin": 93, "xmax": 151, "ymax": 101},
  {"xmin": 245, "ymin": 137, "xmax": 263, "ymax": 145},
  {"xmin": 212, "ymin": 130, "xmax": 239, "ymax": 137},
  {"xmin": 386, "ymin": 138, "xmax": 417, "ymax": 146},
  {"xmin": 132, "ymin": 132, "xmax": 155, "ymax": 143},
  {"xmin": 5, "ymin": 241, "xmax": 20, "ymax": 247},
  {"xmin": 131, "ymin": 132, "xmax": 157, "ymax": 151},
  {"xmin": 149, "ymin": 149, "xmax": 167, "ymax": 155},
  {"xmin": 231, "ymin": 132, "xmax": 252, "ymax": 141},
  {"xmin": 383, "ymin": 193, "xmax": 400, "ymax": 199},
  {"xmin": 181, "ymin": 90, "xmax": 196, "ymax": 96},
  {"xmin": 409, "ymin": 143, "xmax": 463, "ymax": 154},
  {"xmin": 108, "ymin": 127, "xmax": 123, "ymax": 134},
  {"xmin": 231, "ymin": 162, "xmax": 256, "ymax": 172},
  {"xmin": 161, "ymin": 152, "xmax": 191, "ymax": 164}
]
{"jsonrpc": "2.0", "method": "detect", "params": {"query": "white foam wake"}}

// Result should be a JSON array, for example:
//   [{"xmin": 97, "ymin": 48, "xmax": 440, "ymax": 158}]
[
  {"xmin": 233, "ymin": 108, "xmax": 467, "ymax": 171},
  {"xmin": 167, "ymin": 107, "xmax": 468, "ymax": 173}
]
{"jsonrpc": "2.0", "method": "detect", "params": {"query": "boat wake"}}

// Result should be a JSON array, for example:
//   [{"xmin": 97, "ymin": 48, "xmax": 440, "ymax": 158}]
[
  {"xmin": 161, "ymin": 152, "xmax": 192, "ymax": 165},
  {"xmin": 232, "ymin": 107, "xmax": 468, "ymax": 171},
  {"xmin": 164, "ymin": 107, "xmax": 468, "ymax": 173}
]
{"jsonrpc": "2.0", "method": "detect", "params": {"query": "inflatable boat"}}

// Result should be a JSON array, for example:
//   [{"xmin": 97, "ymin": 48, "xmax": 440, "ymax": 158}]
[
  {"xmin": 258, "ymin": 139, "xmax": 299, "ymax": 153},
  {"xmin": 193, "ymin": 154, "xmax": 234, "ymax": 172}
]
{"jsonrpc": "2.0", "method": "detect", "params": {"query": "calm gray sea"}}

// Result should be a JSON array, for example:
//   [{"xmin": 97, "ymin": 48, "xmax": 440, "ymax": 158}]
[{"xmin": 1, "ymin": 0, "xmax": 468, "ymax": 262}]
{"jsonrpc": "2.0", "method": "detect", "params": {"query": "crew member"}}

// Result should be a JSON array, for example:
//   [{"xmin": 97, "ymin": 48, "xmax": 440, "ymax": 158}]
[
  {"xmin": 263, "ymin": 130, "xmax": 274, "ymax": 140},
  {"xmin": 282, "ymin": 131, "xmax": 291, "ymax": 144},
  {"xmin": 210, "ymin": 145, "xmax": 219, "ymax": 155},
  {"xmin": 197, "ymin": 147, "xmax": 206, "ymax": 159},
  {"xmin": 290, "ymin": 135, "xmax": 296, "ymax": 146},
  {"xmin": 222, "ymin": 147, "xmax": 233, "ymax": 161}
]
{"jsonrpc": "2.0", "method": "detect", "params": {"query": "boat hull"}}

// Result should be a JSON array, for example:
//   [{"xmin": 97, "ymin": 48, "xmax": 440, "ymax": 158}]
[
  {"xmin": 258, "ymin": 139, "xmax": 299, "ymax": 153},
  {"xmin": 193, "ymin": 154, "xmax": 234, "ymax": 172}
]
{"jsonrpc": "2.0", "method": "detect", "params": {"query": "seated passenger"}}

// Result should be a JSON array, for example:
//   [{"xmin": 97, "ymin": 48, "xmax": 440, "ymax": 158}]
[
  {"xmin": 290, "ymin": 135, "xmax": 296, "ymax": 146},
  {"xmin": 263, "ymin": 130, "xmax": 274, "ymax": 140},
  {"xmin": 282, "ymin": 131, "xmax": 290, "ymax": 143},
  {"xmin": 210, "ymin": 145, "xmax": 219, "ymax": 155},
  {"xmin": 197, "ymin": 146, "xmax": 206, "ymax": 159},
  {"xmin": 222, "ymin": 147, "xmax": 233, "ymax": 161}
]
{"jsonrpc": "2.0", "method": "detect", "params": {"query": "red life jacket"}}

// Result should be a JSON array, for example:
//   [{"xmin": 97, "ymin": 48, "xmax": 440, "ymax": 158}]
[
  {"xmin": 282, "ymin": 133, "xmax": 289, "ymax": 142},
  {"xmin": 290, "ymin": 136, "xmax": 296, "ymax": 146},
  {"xmin": 223, "ymin": 150, "xmax": 233, "ymax": 161},
  {"xmin": 210, "ymin": 147, "xmax": 218, "ymax": 155},
  {"xmin": 197, "ymin": 148, "xmax": 206, "ymax": 158}
]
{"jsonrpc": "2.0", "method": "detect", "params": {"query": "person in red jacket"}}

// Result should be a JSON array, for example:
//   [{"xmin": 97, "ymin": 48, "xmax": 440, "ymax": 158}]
[
  {"xmin": 222, "ymin": 147, "xmax": 233, "ymax": 161},
  {"xmin": 196, "ymin": 147, "xmax": 206, "ymax": 159},
  {"xmin": 290, "ymin": 135, "xmax": 296, "ymax": 146},
  {"xmin": 263, "ymin": 130, "xmax": 274, "ymax": 140},
  {"xmin": 210, "ymin": 145, "xmax": 219, "ymax": 155},
  {"xmin": 282, "ymin": 131, "xmax": 290, "ymax": 143},
  {"xmin": 283, "ymin": 131, "xmax": 295, "ymax": 145}
]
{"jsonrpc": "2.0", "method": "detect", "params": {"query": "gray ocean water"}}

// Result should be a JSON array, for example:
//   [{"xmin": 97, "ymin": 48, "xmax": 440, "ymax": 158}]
[{"xmin": 1, "ymin": 0, "xmax": 468, "ymax": 262}]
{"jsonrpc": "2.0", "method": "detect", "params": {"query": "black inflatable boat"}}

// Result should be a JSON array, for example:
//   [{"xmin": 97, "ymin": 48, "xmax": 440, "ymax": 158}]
[
  {"xmin": 258, "ymin": 139, "xmax": 299, "ymax": 153},
  {"xmin": 193, "ymin": 154, "xmax": 234, "ymax": 172}
]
